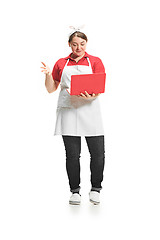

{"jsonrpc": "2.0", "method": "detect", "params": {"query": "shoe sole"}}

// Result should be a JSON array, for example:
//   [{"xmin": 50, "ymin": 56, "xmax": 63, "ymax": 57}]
[
  {"xmin": 90, "ymin": 199, "xmax": 100, "ymax": 205},
  {"xmin": 69, "ymin": 201, "xmax": 81, "ymax": 205}
]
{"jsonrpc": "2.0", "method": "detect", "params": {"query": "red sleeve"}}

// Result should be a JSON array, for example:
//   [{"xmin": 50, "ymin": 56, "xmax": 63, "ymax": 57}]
[
  {"xmin": 93, "ymin": 58, "xmax": 105, "ymax": 74},
  {"xmin": 52, "ymin": 60, "xmax": 60, "ymax": 82}
]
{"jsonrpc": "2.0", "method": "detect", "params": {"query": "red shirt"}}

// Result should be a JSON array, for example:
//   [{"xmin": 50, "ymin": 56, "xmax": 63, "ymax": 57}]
[{"xmin": 52, "ymin": 52, "xmax": 105, "ymax": 82}]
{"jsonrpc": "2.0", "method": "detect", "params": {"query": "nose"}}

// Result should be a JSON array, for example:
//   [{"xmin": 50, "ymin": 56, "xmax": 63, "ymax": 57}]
[{"xmin": 77, "ymin": 44, "xmax": 81, "ymax": 50}]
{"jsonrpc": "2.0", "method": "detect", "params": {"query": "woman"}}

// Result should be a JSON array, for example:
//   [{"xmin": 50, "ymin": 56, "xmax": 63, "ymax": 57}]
[{"xmin": 41, "ymin": 27, "xmax": 105, "ymax": 205}]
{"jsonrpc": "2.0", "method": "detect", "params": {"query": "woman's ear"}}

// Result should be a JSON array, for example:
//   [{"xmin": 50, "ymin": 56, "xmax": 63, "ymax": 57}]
[{"xmin": 68, "ymin": 42, "xmax": 71, "ymax": 47}]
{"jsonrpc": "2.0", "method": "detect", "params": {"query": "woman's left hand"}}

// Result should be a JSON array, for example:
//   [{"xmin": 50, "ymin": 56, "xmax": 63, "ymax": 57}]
[{"xmin": 78, "ymin": 91, "xmax": 101, "ymax": 99}]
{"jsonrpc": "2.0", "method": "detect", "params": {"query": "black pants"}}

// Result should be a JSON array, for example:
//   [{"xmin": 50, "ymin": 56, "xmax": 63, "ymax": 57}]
[{"xmin": 62, "ymin": 135, "xmax": 105, "ymax": 193}]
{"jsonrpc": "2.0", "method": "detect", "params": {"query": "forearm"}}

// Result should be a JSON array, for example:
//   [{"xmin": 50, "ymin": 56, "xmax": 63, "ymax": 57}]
[{"xmin": 45, "ymin": 74, "xmax": 57, "ymax": 93}]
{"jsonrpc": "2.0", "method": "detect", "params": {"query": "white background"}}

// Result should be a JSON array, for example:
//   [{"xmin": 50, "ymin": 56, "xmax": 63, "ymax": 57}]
[{"xmin": 0, "ymin": 0, "xmax": 160, "ymax": 239}]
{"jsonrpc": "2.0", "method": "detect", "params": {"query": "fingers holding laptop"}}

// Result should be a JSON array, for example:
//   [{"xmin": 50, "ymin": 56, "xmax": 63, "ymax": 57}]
[{"xmin": 79, "ymin": 91, "xmax": 101, "ymax": 99}]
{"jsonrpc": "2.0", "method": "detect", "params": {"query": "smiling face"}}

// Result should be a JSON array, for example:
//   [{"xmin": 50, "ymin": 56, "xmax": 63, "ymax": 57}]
[{"xmin": 69, "ymin": 36, "xmax": 87, "ymax": 58}]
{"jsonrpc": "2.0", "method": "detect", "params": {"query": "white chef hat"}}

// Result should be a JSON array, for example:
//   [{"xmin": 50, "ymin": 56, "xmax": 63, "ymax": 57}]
[{"xmin": 68, "ymin": 24, "xmax": 86, "ymax": 38}]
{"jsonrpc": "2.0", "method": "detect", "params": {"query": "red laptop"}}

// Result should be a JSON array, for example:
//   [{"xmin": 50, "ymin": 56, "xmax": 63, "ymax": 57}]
[{"xmin": 66, "ymin": 73, "xmax": 106, "ymax": 95}]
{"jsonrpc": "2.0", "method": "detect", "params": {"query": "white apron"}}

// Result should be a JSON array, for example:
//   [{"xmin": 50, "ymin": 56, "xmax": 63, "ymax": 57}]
[{"xmin": 54, "ymin": 57, "xmax": 104, "ymax": 136}]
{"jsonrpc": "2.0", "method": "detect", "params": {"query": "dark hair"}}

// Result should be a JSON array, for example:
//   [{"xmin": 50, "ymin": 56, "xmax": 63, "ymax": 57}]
[{"xmin": 68, "ymin": 31, "xmax": 88, "ymax": 43}]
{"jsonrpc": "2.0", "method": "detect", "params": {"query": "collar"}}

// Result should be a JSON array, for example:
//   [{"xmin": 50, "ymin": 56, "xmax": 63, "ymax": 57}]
[{"xmin": 65, "ymin": 52, "xmax": 89, "ymax": 60}]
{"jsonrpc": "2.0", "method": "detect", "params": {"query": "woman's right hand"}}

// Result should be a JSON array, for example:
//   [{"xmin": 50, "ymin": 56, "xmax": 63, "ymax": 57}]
[{"xmin": 40, "ymin": 62, "xmax": 52, "ymax": 75}]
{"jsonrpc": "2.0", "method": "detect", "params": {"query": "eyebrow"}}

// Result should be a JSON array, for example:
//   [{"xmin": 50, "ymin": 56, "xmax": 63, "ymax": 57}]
[{"xmin": 72, "ymin": 41, "xmax": 85, "ymax": 44}]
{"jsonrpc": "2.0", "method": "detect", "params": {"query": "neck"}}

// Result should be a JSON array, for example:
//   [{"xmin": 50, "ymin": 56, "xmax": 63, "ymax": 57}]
[{"xmin": 71, "ymin": 52, "xmax": 85, "ymax": 62}]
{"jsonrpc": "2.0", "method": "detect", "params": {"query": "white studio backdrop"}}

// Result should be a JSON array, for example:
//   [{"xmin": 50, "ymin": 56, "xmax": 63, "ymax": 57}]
[{"xmin": 0, "ymin": 0, "xmax": 160, "ymax": 239}]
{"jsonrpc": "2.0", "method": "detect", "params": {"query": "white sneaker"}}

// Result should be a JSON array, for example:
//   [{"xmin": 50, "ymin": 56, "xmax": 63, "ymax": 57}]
[
  {"xmin": 89, "ymin": 191, "xmax": 100, "ymax": 205},
  {"xmin": 69, "ymin": 193, "xmax": 81, "ymax": 205}
]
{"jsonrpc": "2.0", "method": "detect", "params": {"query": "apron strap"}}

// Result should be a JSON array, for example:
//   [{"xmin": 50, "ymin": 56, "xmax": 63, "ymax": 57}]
[
  {"xmin": 65, "ymin": 59, "xmax": 70, "ymax": 67},
  {"xmin": 86, "ymin": 57, "xmax": 93, "ymax": 73}
]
